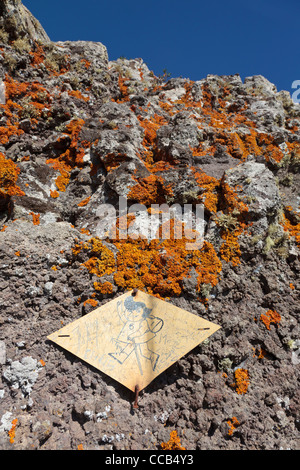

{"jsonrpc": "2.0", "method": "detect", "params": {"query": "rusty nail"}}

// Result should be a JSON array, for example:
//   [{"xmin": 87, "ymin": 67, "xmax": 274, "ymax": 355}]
[{"xmin": 133, "ymin": 385, "xmax": 140, "ymax": 409}]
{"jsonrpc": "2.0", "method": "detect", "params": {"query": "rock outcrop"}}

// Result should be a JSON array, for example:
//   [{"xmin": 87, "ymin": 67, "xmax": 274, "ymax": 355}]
[
  {"xmin": 0, "ymin": 1, "xmax": 299, "ymax": 451},
  {"xmin": 0, "ymin": 0, "xmax": 50, "ymax": 43}
]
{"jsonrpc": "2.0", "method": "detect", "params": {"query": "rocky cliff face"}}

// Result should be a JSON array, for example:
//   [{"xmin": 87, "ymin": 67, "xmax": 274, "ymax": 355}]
[
  {"xmin": 0, "ymin": 0, "xmax": 50, "ymax": 42},
  {"xmin": 0, "ymin": 1, "xmax": 299, "ymax": 450}
]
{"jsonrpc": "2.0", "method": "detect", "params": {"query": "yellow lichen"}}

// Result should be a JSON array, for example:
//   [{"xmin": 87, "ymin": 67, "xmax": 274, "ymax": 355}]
[
  {"xmin": 233, "ymin": 368, "xmax": 250, "ymax": 395},
  {"xmin": 161, "ymin": 430, "xmax": 186, "ymax": 450}
]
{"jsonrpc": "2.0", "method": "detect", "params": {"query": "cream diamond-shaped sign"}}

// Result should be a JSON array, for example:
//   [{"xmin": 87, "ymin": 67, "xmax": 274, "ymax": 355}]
[{"xmin": 47, "ymin": 290, "xmax": 221, "ymax": 393}]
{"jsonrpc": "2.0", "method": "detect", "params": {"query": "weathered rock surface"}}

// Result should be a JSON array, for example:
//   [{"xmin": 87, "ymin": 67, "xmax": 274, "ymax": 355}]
[
  {"xmin": 0, "ymin": 1, "xmax": 299, "ymax": 451},
  {"xmin": 0, "ymin": 0, "xmax": 50, "ymax": 43}
]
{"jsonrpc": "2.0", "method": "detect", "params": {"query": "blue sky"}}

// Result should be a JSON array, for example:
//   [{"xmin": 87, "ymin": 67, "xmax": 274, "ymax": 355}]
[{"xmin": 23, "ymin": 0, "xmax": 299, "ymax": 94}]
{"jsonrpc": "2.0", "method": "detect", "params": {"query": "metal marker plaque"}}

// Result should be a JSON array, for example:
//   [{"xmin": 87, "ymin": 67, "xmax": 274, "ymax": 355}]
[{"xmin": 47, "ymin": 290, "xmax": 221, "ymax": 392}]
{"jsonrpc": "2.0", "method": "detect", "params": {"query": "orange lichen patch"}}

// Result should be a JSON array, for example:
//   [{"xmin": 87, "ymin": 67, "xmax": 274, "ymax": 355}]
[
  {"xmin": 93, "ymin": 281, "xmax": 114, "ymax": 294},
  {"xmin": 281, "ymin": 209, "xmax": 300, "ymax": 248},
  {"xmin": 29, "ymin": 212, "xmax": 40, "ymax": 226},
  {"xmin": 15, "ymin": 251, "xmax": 21, "ymax": 257},
  {"xmin": 39, "ymin": 359, "xmax": 46, "ymax": 367},
  {"xmin": 50, "ymin": 189, "xmax": 59, "ymax": 199},
  {"xmin": 0, "ymin": 225, "xmax": 7, "ymax": 232},
  {"xmin": 54, "ymin": 165, "xmax": 70, "ymax": 192},
  {"xmin": 196, "ymin": 241, "xmax": 222, "ymax": 288},
  {"xmin": 257, "ymin": 347, "xmax": 267, "ymax": 359},
  {"xmin": 30, "ymin": 43, "xmax": 45, "ymax": 67},
  {"xmin": 101, "ymin": 152, "xmax": 128, "ymax": 172},
  {"xmin": 115, "ymin": 75, "xmax": 130, "ymax": 103},
  {"xmin": 161, "ymin": 430, "xmax": 186, "ymax": 450},
  {"xmin": 139, "ymin": 114, "xmax": 167, "ymax": 146},
  {"xmin": 51, "ymin": 265, "xmax": 58, "ymax": 271},
  {"xmin": 68, "ymin": 90, "xmax": 90, "ymax": 102},
  {"xmin": 47, "ymin": 121, "xmax": 85, "ymax": 192},
  {"xmin": 81, "ymin": 59, "xmax": 91, "ymax": 69},
  {"xmin": 216, "ymin": 129, "xmax": 262, "ymax": 161},
  {"xmin": 219, "ymin": 225, "xmax": 244, "ymax": 267},
  {"xmin": 113, "ymin": 229, "xmax": 220, "ymax": 298},
  {"xmin": 128, "ymin": 174, "xmax": 173, "ymax": 206},
  {"xmin": 72, "ymin": 241, "xmax": 84, "ymax": 256},
  {"xmin": 47, "ymin": 118, "xmax": 86, "ymax": 192},
  {"xmin": 77, "ymin": 196, "xmax": 91, "ymax": 207},
  {"xmin": 76, "ymin": 214, "xmax": 222, "ymax": 299},
  {"xmin": 173, "ymin": 81, "xmax": 202, "ymax": 110},
  {"xmin": 80, "ymin": 228, "xmax": 90, "ymax": 235},
  {"xmin": 0, "ymin": 124, "xmax": 24, "ymax": 145},
  {"xmin": 159, "ymin": 100, "xmax": 175, "ymax": 116},
  {"xmin": 191, "ymin": 167, "xmax": 220, "ymax": 213},
  {"xmin": 61, "ymin": 118, "xmax": 86, "ymax": 167},
  {"xmin": 260, "ymin": 309, "xmax": 281, "ymax": 330},
  {"xmin": 290, "ymin": 283, "xmax": 295, "ymax": 290},
  {"xmin": 83, "ymin": 298, "xmax": 98, "ymax": 307},
  {"xmin": 8, "ymin": 418, "xmax": 18, "ymax": 444},
  {"xmin": 227, "ymin": 417, "xmax": 240, "ymax": 436},
  {"xmin": 137, "ymin": 113, "xmax": 168, "ymax": 166},
  {"xmin": 0, "ymin": 75, "xmax": 51, "ymax": 145},
  {"xmin": 77, "ymin": 444, "xmax": 84, "ymax": 450},
  {"xmin": 220, "ymin": 181, "xmax": 249, "ymax": 217},
  {"xmin": 254, "ymin": 133, "xmax": 284, "ymax": 163},
  {"xmin": 82, "ymin": 239, "xmax": 116, "ymax": 277},
  {"xmin": 150, "ymin": 161, "xmax": 173, "ymax": 173},
  {"xmin": 233, "ymin": 368, "xmax": 250, "ymax": 395},
  {"xmin": 0, "ymin": 153, "xmax": 25, "ymax": 199}
]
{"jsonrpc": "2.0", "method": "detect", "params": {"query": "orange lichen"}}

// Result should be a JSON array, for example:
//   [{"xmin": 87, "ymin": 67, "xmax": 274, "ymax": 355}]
[
  {"xmin": 260, "ymin": 309, "xmax": 281, "ymax": 330},
  {"xmin": 8, "ymin": 419, "xmax": 18, "ymax": 444},
  {"xmin": 47, "ymin": 118, "xmax": 86, "ymax": 192},
  {"xmin": 29, "ymin": 212, "xmax": 40, "ymax": 226},
  {"xmin": 50, "ymin": 189, "xmax": 59, "ymax": 199},
  {"xmin": 256, "ymin": 133, "xmax": 284, "ymax": 163},
  {"xmin": 0, "ymin": 153, "xmax": 25, "ymax": 200},
  {"xmin": 137, "ymin": 113, "xmax": 168, "ymax": 166},
  {"xmin": 30, "ymin": 43, "xmax": 45, "ymax": 67},
  {"xmin": 83, "ymin": 298, "xmax": 98, "ymax": 307},
  {"xmin": 93, "ymin": 281, "xmax": 114, "ymax": 294},
  {"xmin": 77, "ymin": 196, "xmax": 91, "ymax": 207},
  {"xmin": 0, "ymin": 75, "xmax": 51, "ymax": 147},
  {"xmin": 101, "ymin": 152, "xmax": 128, "ymax": 172},
  {"xmin": 281, "ymin": 210, "xmax": 300, "ymax": 248},
  {"xmin": 219, "ymin": 226, "xmax": 244, "ymax": 266},
  {"xmin": 80, "ymin": 228, "xmax": 90, "ymax": 235},
  {"xmin": 39, "ymin": 359, "xmax": 46, "ymax": 367},
  {"xmin": 161, "ymin": 430, "xmax": 186, "ymax": 450},
  {"xmin": 83, "ymin": 239, "xmax": 116, "ymax": 277},
  {"xmin": 191, "ymin": 167, "xmax": 220, "ymax": 213},
  {"xmin": 15, "ymin": 251, "xmax": 21, "ymax": 256},
  {"xmin": 81, "ymin": 59, "xmax": 91, "ymax": 69},
  {"xmin": 290, "ymin": 283, "xmax": 295, "ymax": 290},
  {"xmin": 128, "ymin": 174, "xmax": 173, "ymax": 206},
  {"xmin": 233, "ymin": 368, "xmax": 250, "ymax": 395},
  {"xmin": 79, "ymin": 218, "xmax": 221, "ymax": 298},
  {"xmin": 115, "ymin": 75, "xmax": 130, "ymax": 103},
  {"xmin": 68, "ymin": 90, "xmax": 90, "ymax": 102},
  {"xmin": 227, "ymin": 417, "xmax": 240, "ymax": 436}
]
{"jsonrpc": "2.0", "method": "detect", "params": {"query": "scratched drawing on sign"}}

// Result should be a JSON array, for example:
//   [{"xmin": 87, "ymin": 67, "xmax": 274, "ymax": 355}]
[{"xmin": 108, "ymin": 295, "xmax": 164, "ymax": 375}]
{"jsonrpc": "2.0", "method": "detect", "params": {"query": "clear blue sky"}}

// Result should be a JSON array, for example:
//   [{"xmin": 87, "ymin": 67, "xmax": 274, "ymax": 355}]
[{"xmin": 23, "ymin": 0, "xmax": 299, "ymax": 93}]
